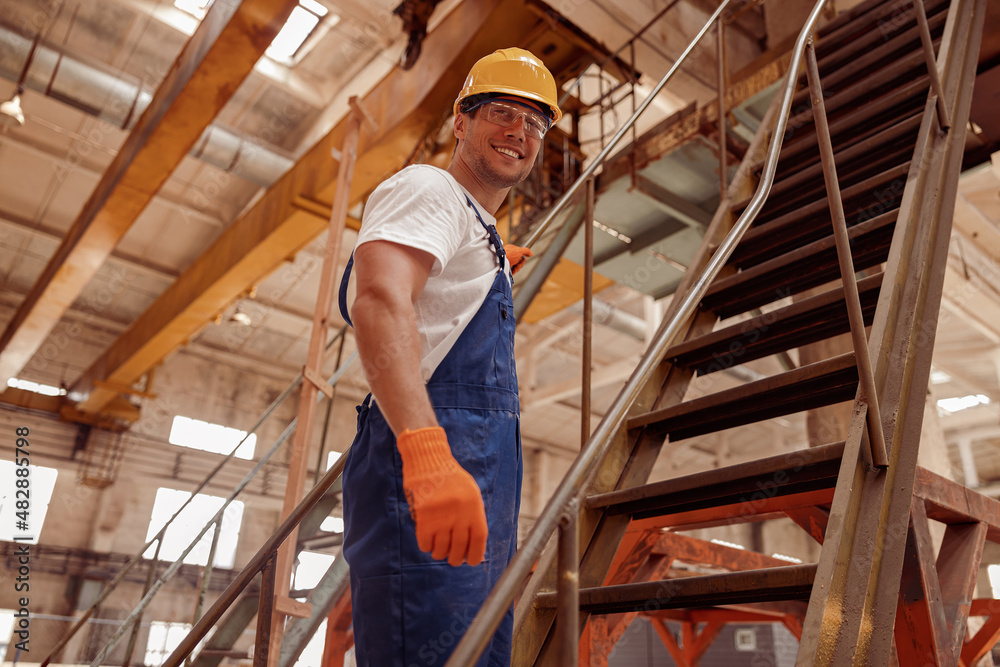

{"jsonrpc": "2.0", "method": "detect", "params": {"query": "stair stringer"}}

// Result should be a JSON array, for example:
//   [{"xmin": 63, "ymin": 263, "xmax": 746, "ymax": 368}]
[{"xmin": 794, "ymin": 0, "xmax": 988, "ymax": 663}]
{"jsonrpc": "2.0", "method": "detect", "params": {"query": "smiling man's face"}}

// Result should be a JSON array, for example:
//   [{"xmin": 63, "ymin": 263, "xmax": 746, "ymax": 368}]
[{"xmin": 454, "ymin": 96, "xmax": 545, "ymax": 191}]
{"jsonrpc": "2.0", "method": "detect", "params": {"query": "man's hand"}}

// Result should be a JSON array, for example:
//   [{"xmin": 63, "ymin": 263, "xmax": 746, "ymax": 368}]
[
  {"xmin": 505, "ymin": 244, "xmax": 533, "ymax": 275},
  {"xmin": 397, "ymin": 426, "xmax": 488, "ymax": 566}
]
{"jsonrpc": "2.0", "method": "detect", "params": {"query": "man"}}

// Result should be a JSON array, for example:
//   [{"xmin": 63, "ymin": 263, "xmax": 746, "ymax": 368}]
[{"xmin": 337, "ymin": 48, "xmax": 561, "ymax": 666}]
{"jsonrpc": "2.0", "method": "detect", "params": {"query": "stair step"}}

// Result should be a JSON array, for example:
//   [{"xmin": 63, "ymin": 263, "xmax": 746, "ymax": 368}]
[
  {"xmin": 704, "ymin": 210, "xmax": 895, "ymax": 316},
  {"xmin": 627, "ymin": 353, "xmax": 858, "ymax": 441},
  {"xmin": 670, "ymin": 273, "xmax": 882, "ymax": 375},
  {"xmin": 814, "ymin": 0, "xmax": 933, "ymax": 48},
  {"xmin": 794, "ymin": 7, "xmax": 949, "ymax": 110},
  {"xmin": 297, "ymin": 481, "xmax": 343, "ymax": 546},
  {"xmin": 737, "ymin": 113, "xmax": 922, "ymax": 219},
  {"xmin": 731, "ymin": 162, "xmax": 909, "ymax": 270},
  {"xmin": 755, "ymin": 130, "xmax": 916, "ymax": 225},
  {"xmin": 587, "ymin": 441, "xmax": 843, "ymax": 522},
  {"xmin": 774, "ymin": 74, "xmax": 928, "ymax": 177},
  {"xmin": 815, "ymin": 0, "xmax": 896, "ymax": 40},
  {"xmin": 783, "ymin": 46, "xmax": 935, "ymax": 150},
  {"xmin": 536, "ymin": 565, "xmax": 819, "ymax": 614}
]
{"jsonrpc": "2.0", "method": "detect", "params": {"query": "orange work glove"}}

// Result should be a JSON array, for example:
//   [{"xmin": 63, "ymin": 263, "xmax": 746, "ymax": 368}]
[
  {"xmin": 505, "ymin": 244, "xmax": 533, "ymax": 275},
  {"xmin": 397, "ymin": 426, "xmax": 488, "ymax": 566}
]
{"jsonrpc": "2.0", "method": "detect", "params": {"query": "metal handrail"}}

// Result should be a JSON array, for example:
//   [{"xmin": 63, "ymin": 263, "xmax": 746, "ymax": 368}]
[
  {"xmin": 445, "ymin": 0, "xmax": 832, "ymax": 663},
  {"xmin": 84, "ymin": 348, "xmax": 359, "ymax": 666},
  {"xmin": 41, "ymin": 325, "xmax": 352, "ymax": 666},
  {"xmin": 161, "ymin": 438, "xmax": 352, "ymax": 666},
  {"xmin": 521, "ymin": 0, "xmax": 734, "ymax": 250}
]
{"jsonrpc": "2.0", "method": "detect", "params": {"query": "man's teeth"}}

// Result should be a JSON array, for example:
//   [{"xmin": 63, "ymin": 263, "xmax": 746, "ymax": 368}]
[{"xmin": 495, "ymin": 147, "xmax": 520, "ymax": 159}]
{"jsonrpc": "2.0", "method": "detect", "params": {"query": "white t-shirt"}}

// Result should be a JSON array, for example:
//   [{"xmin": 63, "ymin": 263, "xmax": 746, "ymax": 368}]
[{"xmin": 346, "ymin": 165, "xmax": 510, "ymax": 381}]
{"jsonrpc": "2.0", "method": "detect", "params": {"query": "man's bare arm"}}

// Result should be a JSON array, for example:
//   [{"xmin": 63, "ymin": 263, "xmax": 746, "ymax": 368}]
[{"xmin": 351, "ymin": 240, "xmax": 438, "ymax": 436}]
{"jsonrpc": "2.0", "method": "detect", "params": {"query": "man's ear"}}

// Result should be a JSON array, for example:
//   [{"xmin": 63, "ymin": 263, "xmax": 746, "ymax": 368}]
[{"xmin": 453, "ymin": 113, "xmax": 467, "ymax": 141}]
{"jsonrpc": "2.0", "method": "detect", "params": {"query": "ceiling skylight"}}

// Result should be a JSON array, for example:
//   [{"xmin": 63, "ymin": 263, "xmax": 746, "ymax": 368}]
[
  {"xmin": 7, "ymin": 378, "xmax": 66, "ymax": 396},
  {"xmin": 266, "ymin": 1, "xmax": 335, "ymax": 64},
  {"xmin": 174, "ymin": 0, "xmax": 213, "ymax": 19},
  {"xmin": 937, "ymin": 394, "xmax": 991, "ymax": 413},
  {"xmin": 930, "ymin": 370, "xmax": 952, "ymax": 384}
]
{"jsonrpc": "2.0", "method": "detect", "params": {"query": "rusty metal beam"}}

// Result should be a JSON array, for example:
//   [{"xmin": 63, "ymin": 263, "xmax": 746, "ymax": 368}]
[
  {"xmin": 584, "ymin": 526, "xmax": 800, "ymax": 663},
  {"xmin": 649, "ymin": 618, "xmax": 690, "ymax": 667},
  {"xmin": 961, "ymin": 607, "xmax": 1000, "ymax": 667},
  {"xmin": 70, "ymin": 0, "xmax": 556, "ymax": 414},
  {"xmin": 915, "ymin": 466, "xmax": 1000, "ymax": 543},
  {"xmin": 782, "ymin": 506, "xmax": 829, "ymax": 543},
  {"xmin": 685, "ymin": 619, "xmax": 723, "ymax": 660},
  {"xmin": 321, "ymin": 592, "xmax": 352, "ymax": 667},
  {"xmin": 895, "ymin": 498, "xmax": 949, "ymax": 666},
  {"xmin": 0, "ymin": 0, "xmax": 299, "ymax": 387},
  {"xmin": 538, "ymin": 564, "xmax": 817, "ymax": 615},
  {"xmin": 650, "ymin": 530, "xmax": 790, "ymax": 571},
  {"xmin": 936, "ymin": 520, "xmax": 988, "ymax": 664}
]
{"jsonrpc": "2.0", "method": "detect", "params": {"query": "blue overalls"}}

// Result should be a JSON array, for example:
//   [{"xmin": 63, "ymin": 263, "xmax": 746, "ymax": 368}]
[{"xmin": 338, "ymin": 194, "xmax": 522, "ymax": 667}]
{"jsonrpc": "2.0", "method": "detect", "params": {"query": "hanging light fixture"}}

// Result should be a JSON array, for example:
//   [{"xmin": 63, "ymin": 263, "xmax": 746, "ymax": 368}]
[
  {"xmin": 229, "ymin": 307, "xmax": 252, "ymax": 326},
  {"xmin": 0, "ymin": 86, "xmax": 24, "ymax": 127}
]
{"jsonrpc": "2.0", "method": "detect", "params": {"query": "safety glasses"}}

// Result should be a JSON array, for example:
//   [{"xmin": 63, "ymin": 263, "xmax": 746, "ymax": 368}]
[{"xmin": 472, "ymin": 100, "xmax": 552, "ymax": 139}]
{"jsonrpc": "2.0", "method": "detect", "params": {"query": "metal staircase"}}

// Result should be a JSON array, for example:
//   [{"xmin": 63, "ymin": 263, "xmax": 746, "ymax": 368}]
[
  {"xmin": 444, "ymin": 0, "xmax": 994, "ymax": 664},
  {"xmin": 116, "ymin": 0, "xmax": 994, "ymax": 663}
]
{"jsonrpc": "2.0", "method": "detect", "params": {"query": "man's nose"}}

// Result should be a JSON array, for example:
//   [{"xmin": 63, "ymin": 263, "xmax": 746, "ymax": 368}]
[{"xmin": 504, "ymin": 116, "xmax": 527, "ymax": 140}]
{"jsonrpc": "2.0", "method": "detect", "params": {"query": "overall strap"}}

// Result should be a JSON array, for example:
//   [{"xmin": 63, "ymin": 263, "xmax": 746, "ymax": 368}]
[
  {"xmin": 464, "ymin": 194, "xmax": 506, "ymax": 268},
  {"xmin": 338, "ymin": 193, "xmax": 505, "ymax": 328},
  {"xmin": 337, "ymin": 252, "xmax": 355, "ymax": 327}
]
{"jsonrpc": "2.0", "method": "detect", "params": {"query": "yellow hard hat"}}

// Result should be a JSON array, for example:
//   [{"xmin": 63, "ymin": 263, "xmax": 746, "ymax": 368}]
[{"xmin": 454, "ymin": 48, "xmax": 562, "ymax": 123}]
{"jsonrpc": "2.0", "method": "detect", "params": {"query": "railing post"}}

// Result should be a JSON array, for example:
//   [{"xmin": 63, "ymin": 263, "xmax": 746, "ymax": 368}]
[
  {"xmin": 804, "ymin": 39, "xmax": 889, "ymax": 468},
  {"xmin": 912, "ymin": 0, "xmax": 951, "ymax": 130},
  {"xmin": 582, "ymin": 177, "xmax": 595, "ymax": 447},
  {"xmin": 255, "ymin": 556, "xmax": 278, "ymax": 667},
  {"xmin": 557, "ymin": 500, "xmax": 580, "ymax": 666},
  {"xmin": 122, "ymin": 537, "xmax": 163, "ymax": 667},
  {"xmin": 186, "ymin": 520, "xmax": 221, "ymax": 666},
  {"xmin": 717, "ymin": 15, "xmax": 729, "ymax": 198}
]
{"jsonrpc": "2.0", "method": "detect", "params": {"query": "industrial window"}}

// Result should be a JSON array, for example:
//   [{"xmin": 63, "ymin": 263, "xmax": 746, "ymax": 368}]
[
  {"xmin": 734, "ymin": 628, "xmax": 757, "ymax": 651},
  {"xmin": 143, "ymin": 488, "xmax": 244, "ymax": 568},
  {"xmin": 144, "ymin": 620, "xmax": 192, "ymax": 666},
  {"xmin": 770, "ymin": 553, "xmax": 803, "ymax": 563},
  {"xmin": 326, "ymin": 450, "xmax": 342, "ymax": 470},
  {"xmin": 0, "ymin": 609, "xmax": 15, "ymax": 657},
  {"xmin": 289, "ymin": 554, "xmax": 334, "ymax": 665},
  {"xmin": 989, "ymin": 564, "xmax": 1000, "ymax": 597},
  {"xmin": 320, "ymin": 516, "xmax": 343, "ymax": 533},
  {"xmin": 169, "ymin": 415, "xmax": 256, "ymax": 460},
  {"xmin": 173, "ymin": 0, "xmax": 212, "ymax": 18},
  {"xmin": 0, "ymin": 461, "xmax": 58, "ymax": 544},
  {"xmin": 295, "ymin": 618, "xmax": 327, "ymax": 667},
  {"xmin": 293, "ymin": 550, "xmax": 337, "ymax": 592}
]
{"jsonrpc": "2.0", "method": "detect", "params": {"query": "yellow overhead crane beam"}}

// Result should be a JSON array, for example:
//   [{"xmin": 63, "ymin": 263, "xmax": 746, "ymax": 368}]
[
  {"xmin": 0, "ymin": 0, "xmax": 301, "ymax": 388},
  {"xmin": 71, "ymin": 0, "xmax": 604, "ymax": 416}
]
